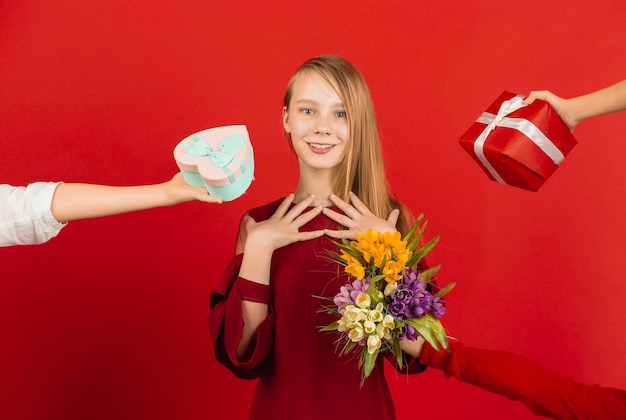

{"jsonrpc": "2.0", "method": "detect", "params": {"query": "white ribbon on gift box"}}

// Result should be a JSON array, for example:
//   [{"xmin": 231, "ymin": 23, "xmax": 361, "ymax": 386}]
[{"xmin": 473, "ymin": 94, "xmax": 566, "ymax": 185}]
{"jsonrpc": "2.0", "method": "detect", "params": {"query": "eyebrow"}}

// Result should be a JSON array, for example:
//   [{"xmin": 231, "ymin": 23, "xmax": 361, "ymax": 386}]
[{"xmin": 294, "ymin": 99, "xmax": 345, "ymax": 108}]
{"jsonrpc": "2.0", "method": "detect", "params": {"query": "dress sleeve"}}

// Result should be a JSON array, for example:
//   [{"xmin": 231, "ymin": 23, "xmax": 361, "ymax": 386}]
[
  {"xmin": 208, "ymin": 253, "xmax": 275, "ymax": 379},
  {"xmin": 419, "ymin": 341, "xmax": 626, "ymax": 420}
]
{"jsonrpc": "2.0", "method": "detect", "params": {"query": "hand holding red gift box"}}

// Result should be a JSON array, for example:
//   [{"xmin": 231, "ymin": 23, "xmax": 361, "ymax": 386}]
[{"xmin": 459, "ymin": 91, "xmax": 578, "ymax": 191}]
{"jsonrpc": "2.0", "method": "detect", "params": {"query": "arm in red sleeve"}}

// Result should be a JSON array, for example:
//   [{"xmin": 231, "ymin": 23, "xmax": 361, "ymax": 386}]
[
  {"xmin": 208, "ymin": 253, "xmax": 275, "ymax": 379},
  {"xmin": 419, "ymin": 341, "xmax": 626, "ymax": 420}
]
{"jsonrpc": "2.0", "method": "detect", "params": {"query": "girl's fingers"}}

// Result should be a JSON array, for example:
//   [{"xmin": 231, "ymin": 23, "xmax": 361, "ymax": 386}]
[
  {"xmin": 321, "ymin": 207, "xmax": 355, "ymax": 228},
  {"xmin": 328, "ymin": 194, "xmax": 361, "ymax": 219},
  {"xmin": 284, "ymin": 194, "xmax": 317, "ymax": 221},
  {"xmin": 386, "ymin": 208, "xmax": 400, "ymax": 227},
  {"xmin": 348, "ymin": 191, "xmax": 374, "ymax": 215},
  {"xmin": 298, "ymin": 229, "xmax": 325, "ymax": 241},
  {"xmin": 292, "ymin": 205, "xmax": 324, "ymax": 228},
  {"xmin": 273, "ymin": 193, "xmax": 296, "ymax": 219},
  {"xmin": 323, "ymin": 228, "xmax": 355, "ymax": 240}
]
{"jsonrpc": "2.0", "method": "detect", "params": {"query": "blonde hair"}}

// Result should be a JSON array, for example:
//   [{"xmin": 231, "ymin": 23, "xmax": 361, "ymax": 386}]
[{"xmin": 283, "ymin": 55, "xmax": 412, "ymax": 234}]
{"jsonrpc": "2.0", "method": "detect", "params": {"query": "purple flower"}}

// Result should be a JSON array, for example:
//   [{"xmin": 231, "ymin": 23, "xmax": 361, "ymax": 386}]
[
  {"xmin": 388, "ymin": 301, "xmax": 408, "ymax": 318},
  {"xmin": 402, "ymin": 267, "xmax": 419, "ymax": 285},
  {"xmin": 392, "ymin": 285, "xmax": 414, "ymax": 304},
  {"xmin": 430, "ymin": 297, "xmax": 447, "ymax": 319},
  {"xmin": 333, "ymin": 278, "xmax": 370, "ymax": 312},
  {"xmin": 398, "ymin": 323, "xmax": 419, "ymax": 342}
]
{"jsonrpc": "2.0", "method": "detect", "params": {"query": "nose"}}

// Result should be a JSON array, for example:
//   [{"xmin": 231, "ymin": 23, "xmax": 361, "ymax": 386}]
[{"xmin": 315, "ymin": 114, "xmax": 332, "ymax": 135}]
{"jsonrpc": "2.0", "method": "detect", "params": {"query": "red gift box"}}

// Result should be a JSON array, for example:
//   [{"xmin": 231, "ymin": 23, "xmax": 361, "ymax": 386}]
[{"xmin": 459, "ymin": 91, "xmax": 578, "ymax": 191}]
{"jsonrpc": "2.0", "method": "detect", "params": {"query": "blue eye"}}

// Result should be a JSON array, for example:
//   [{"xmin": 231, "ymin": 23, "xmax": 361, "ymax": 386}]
[
  {"xmin": 302, "ymin": 108, "xmax": 314, "ymax": 115},
  {"xmin": 336, "ymin": 111, "xmax": 347, "ymax": 118}
]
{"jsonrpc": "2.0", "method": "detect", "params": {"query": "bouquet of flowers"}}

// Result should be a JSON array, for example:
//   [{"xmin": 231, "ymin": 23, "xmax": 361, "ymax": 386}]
[{"xmin": 319, "ymin": 213, "xmax": 454, "ymax": 382}]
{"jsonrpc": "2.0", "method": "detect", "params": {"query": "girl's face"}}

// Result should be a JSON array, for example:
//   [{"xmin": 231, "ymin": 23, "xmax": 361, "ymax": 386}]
[{"xmin": 282, "ymin": 71, "xmax": 351, "ymax": 173}]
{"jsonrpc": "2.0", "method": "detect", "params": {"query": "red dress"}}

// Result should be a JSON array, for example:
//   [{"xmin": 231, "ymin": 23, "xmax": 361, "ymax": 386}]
[{"xmin": 208, "ymin": 198, "xmax": 426, "ymax": 420}]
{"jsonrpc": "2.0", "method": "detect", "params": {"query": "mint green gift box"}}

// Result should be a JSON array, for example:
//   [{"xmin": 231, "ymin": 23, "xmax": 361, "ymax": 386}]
[{"xmin": 174, "ymin": 125, "xmax": 254, "ymax": 201}]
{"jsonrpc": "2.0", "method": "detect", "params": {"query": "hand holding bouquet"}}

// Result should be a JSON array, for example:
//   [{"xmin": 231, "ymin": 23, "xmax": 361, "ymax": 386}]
[{"xmin": 319, "ymin": 214, "xmax": 454, "ymax": 383}]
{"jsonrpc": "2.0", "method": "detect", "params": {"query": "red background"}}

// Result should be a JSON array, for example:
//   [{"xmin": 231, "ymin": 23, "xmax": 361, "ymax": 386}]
[{"xmin": 1, "ymin": 1, "xmax": 625, "ymax": 419}]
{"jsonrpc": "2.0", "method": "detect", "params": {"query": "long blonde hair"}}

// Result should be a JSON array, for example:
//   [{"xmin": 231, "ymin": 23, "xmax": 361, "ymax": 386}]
[{"xmin": 283, "ymin": 55, "xmax": 412, "ymax": 234}]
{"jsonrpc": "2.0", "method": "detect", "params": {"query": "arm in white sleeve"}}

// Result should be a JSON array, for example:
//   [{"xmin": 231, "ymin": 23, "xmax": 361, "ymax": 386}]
[{"xmin": 0, "ymin": 182, "xmax": 66, "ymax": 246}]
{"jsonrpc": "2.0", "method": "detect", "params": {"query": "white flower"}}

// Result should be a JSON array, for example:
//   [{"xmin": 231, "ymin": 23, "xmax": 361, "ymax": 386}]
[
  {"xmin": 382, "ymin": 314, "xmax": 395, "ymax": 330},
  {"xmin": 337, "ymin": 317, "xmax": 349, "ymax": 332},
  {"xmin": 363, "ymin": 320, "xmax": 376, "ymax": 335},
  {"xmin": 355, "ymin": 292, "xmax": 371, "ymax": 309},
  {"xmin": 345, "ymin": 305, "xmax": 367, "ymax": 323},
  {"xmin": 384, "ymin": 281, "xmax": 398, "ymax": 296},
  {"xmin": 367, "ymin": 334, "xmax": 382, "ymax": 354},
  {"xmin": 376, "ymin": 322, "xmax": 391, "ymax": 340},
  {"xmin": 368, "ymin": 303, "xmax": 384, "ymax": 323},
  {"xmin": 348, "ymin": 325, "xmax": 365, "ymax": 342}
]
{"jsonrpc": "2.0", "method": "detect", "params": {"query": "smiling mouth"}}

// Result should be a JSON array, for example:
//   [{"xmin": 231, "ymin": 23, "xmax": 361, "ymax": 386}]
[{"xmin": 308, "ymin": 143, "xmax": 335, "ymax": 150}]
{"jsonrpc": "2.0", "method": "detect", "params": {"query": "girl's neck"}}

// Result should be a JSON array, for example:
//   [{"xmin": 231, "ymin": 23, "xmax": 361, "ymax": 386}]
[{"xmin": 294, "ymin": 167, "xmax": 336, "ymax": 207}]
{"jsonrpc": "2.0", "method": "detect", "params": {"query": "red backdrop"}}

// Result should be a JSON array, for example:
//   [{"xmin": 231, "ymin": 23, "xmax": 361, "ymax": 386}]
[{"xmin": 1, "ymin": 1, "xmax": 625, "ymax": 419}]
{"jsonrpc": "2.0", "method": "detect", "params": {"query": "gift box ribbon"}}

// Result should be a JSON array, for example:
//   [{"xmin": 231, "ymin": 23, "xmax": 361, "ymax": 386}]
[
  {"xmin": 183, "ymin": 134, "xmax": 247, "ymax": 183},
  {"xmin": 473, "ymin": 94, "xmax": 566, "ymax": 185}
]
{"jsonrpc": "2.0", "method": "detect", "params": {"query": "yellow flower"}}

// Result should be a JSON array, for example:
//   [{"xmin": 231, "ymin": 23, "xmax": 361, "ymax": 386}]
[
  {"xmin": 341, "ymin": 250, "xmax": 365, "ymax": 280},
  {"xmin": 354, "ymin": 229, "xmax": 387, "ymax": 267},
  {"xmin": 383, "ymin": 260, "xmax": 404, "ymax": 283},
  {"xmin": 384, "ymin": 230, "xmax": 412, "ymax": 265},
  {"xmin": 367, "ymin": 334, "xmax": 382, "ymax": 354},
  {"xmin": 352, "ymin": 229, "xmax": 413, "ymax": 271}
]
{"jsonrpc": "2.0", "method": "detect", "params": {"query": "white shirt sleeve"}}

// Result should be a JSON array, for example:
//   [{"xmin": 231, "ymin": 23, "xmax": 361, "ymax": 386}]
[{"xmin": 0, "ymin": 182, "xmax": 67, "ymax": 246}]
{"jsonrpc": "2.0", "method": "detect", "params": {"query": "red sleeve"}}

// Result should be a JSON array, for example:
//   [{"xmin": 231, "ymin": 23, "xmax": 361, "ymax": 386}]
[
  {"xmin": 420, "ymin": 341, "xmax": 626, "ymax": 419},
  {"xmin": 208, "ymin": 253, "xmax": 275, "ymax": 379}
]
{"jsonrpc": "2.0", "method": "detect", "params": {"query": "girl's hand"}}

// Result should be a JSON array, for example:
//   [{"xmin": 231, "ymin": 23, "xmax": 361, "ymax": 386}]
[
  {"xmin": 398, "ymin": 336, "xmax": 426, "ymax": 358},
  {"xmin": 322, "ymin": 192, "xmax": 399, "ymax": 240},
  {"xmin": 243, "ymin": 193, "xmax": 325, "ymax": 252}
]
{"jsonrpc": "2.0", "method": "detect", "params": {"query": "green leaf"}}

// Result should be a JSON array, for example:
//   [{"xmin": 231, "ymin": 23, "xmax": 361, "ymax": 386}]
[
  {"xmin": 367, "ymin": 289, "xmax": 384, "ymax": 306},
  {"xmin": 336, "ymin": 243, "xmax": 364, "ymax": 261},
  {"xmin": 319, "ymin": 322, "xmax": 339, "ymax": 332},
  {"xmin": 344, "ymin": 341, "xmax": 357, "ymax": 355},
  {"xmin": 392, "ymin": 338, "xmax": 404, "ymax": 370},
  {"xmin": 418, "ymin": 264, "xmax": 442, "ymax": 283},
  {"xmin": 403, "ymin": 213, "xmax": 424, "ymax": 245},
  {"xmin": 405, "ymin": 314, "xmax": 449, "ymax": 351},
  {"xmin": 434, "ymin": 282, "xmax": 456, "ymax": 298},
  {"xmin": 405, "ymin": 235, "xmax": 439, "ymax": 268},
  {"xmin": 363, "ymin": 349, "xmax": 379, "ymax": 379}
]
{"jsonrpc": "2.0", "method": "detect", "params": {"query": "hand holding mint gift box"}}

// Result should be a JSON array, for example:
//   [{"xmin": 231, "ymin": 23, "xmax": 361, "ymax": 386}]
[
  {"xmin": 459, "ymin": 91, "xmax": 578, "ymax": 192},
  {"xmin": 174, "ymin": 125, "xmax": 254, "ymax": 201}
]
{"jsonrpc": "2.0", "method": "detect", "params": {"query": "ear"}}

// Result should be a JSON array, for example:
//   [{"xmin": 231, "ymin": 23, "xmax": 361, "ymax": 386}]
[{"xmin": 282, "ymin": 106, "xmax": 291, "ymax": 133}]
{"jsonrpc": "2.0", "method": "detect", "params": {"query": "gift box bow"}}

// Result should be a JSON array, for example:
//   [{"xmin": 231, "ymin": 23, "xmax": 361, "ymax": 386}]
[{"xmin": 181, "ymin": 134, "xmax": 247, "ymax": 184}]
